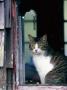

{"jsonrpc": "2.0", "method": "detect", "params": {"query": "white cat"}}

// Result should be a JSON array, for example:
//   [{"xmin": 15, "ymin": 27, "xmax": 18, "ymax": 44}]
[{"xmin": 28, "ymin": 34, "xmax": 54, "ymax": 84}]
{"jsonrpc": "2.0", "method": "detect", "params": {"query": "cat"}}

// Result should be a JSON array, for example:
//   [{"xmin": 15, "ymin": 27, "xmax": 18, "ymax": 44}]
[{"xmin": 28, "ymin": 34, "xmax": 67, "ymax": 85}]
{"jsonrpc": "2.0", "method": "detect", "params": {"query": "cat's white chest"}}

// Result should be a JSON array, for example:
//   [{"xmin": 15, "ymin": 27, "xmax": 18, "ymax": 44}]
[{"xmin": 33, "ymin": 55, "xmax": 53, "ymax": 84}]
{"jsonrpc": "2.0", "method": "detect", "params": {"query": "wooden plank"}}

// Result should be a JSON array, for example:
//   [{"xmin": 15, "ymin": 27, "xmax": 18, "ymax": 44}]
[{"xmin": 16, "ymin": 86, "xmax": 67, "ymax": 90}]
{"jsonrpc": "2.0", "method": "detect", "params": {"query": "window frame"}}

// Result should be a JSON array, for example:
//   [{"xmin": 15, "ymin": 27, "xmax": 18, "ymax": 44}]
[{"xmin": 64, "ymin": 0, "xmax": 67, "ymax": 56}]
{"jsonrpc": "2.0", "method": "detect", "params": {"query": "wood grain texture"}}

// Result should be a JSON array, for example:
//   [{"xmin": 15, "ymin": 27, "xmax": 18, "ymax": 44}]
[{"xmin": 16, "ymin": 86, "xmax": 67, "ymax": 90}]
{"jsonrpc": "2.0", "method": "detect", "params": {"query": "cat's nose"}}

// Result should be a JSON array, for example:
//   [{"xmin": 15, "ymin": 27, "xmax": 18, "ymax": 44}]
[{"xmin": 35, "ymin": 50, "xmax": 37, "ymax": 53}]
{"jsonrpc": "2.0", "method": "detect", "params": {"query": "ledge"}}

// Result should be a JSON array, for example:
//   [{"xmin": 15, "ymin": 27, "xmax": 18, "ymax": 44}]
[{"xmin": 16, "ymin": 86, "xmax": 67, "ymax": 90}]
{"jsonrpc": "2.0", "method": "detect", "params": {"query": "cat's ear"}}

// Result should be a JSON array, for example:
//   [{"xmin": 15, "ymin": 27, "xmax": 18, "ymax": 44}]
[
  {"xmin": 28, "ymin": 34, "xmax": 34, "ymax": 42},
  {"xmin": 42, "ymin": 35, "xmax": 47, "ymax": 41},
  {"xmin": 41, "ymin": 34, "xmax": 47, "ymax": 42}
]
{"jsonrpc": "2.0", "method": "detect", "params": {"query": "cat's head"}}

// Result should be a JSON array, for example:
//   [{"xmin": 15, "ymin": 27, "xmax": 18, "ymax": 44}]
[{"xmin": 28, "ymin": 34, "xmax": 48, "ymax": 55}]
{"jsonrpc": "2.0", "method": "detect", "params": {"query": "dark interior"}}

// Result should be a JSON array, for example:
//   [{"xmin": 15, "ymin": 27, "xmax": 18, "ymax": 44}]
[{"xmin": 17, "ymin": 0, "xmax": 64, "ymax": 52}]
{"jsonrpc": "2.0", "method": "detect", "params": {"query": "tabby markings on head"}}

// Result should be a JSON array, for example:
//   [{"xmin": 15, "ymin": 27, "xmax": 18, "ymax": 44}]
[{"xmin": 28, "ymin": 34, "xmax": 48, "ymax": 55}]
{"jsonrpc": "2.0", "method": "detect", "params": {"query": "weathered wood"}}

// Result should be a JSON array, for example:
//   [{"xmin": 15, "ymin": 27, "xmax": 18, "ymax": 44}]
[{"xmin": 16, "ymin": 86, "xmax": 67, "ymax": 90}]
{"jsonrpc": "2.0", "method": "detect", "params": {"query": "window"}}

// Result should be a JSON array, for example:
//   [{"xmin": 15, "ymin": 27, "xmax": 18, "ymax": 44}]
[
  {"xmin": 16, "ymin": 10, "xmax": 37, "ymax": 85},
  {"xmin": 64, "ymin": 0, "xmax": 67, "ymax": 56},
  {"xmin": 24, "ymin": 10, "xmax": 37, "ymax": 84}
]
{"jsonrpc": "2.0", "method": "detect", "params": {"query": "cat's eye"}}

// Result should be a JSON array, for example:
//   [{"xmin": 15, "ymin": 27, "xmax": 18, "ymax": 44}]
[
  {"xmin": 38, "ymin": 43, "xmax": 45, "ymax": 49},
  {"xmin": 39, "ymin": 44, "xmax": 42, "ymax": 47},
  {"xmin": 39, "ymin": 45, "xmax": 43, "ymax": 49},
  {"xmin": 39, "ymin": 43, "xmax": 43, "ymax": 47},
  {"xmin": 31, "ymin": 44, "xmax": 35, "ymax": 49}
]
